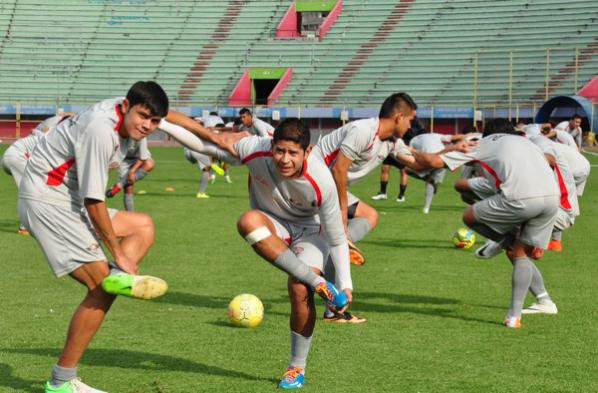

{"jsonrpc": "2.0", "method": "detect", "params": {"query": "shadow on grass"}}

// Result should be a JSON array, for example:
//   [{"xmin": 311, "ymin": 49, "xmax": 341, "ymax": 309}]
[
  {"xmin": 0, "ymin": 219, "xmax": 20, "ymax": 234},
  {"xmin": 373, "ymin": 204, "xmax": 464, "ymax": 213},
  {"xmin": 2, "ymin": 348, "xmax": 278, "ymax": 385},
  {"xmin": 0, "ymin": 363, "xmax": 39, "ymax": 393},
  {"xmin": 361, "ymin": 237, "xmax": 454, "ymax": 250}
]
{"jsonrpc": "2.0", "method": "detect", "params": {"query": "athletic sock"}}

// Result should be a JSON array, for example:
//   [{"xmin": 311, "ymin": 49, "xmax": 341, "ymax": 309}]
[
  {"xmin": 529, "ymin": 262, "xmax": 551, "ymax": 303},
  {"xmin": 289, "ymin": 331, "xmax": 312, "ymax": 369},
  {"xmin": 124, "ymin": 193, "xmax": 134, "ymax": 211},
  {"xmin": 379, "ymin": 181, "xmax": 388, "ymax": 195},
  {"xmin": 398, "ymin": 184, "xmax": 407, "ymax": 198},
  {"xmin": 469, "ymin": 223, "xmax": 505, "ymax": 243},
  {"xmin": 273, "ymin": 249, "xmax": 324, "ymax": 289},
  {"xmin": 51, "ymin": 364, "xmax": 76, "ymax": 388},
  {"xmin": 134, "ymin": 169, "xmax": 148, "ymax": 182},
  {"xmin": 198, "ymin": 170, "xmax": 210, "ymax": 193},
  {"xmin": 551, "ymin": 230, "xmax": 562, "ymax": 241},
  {"xmin": 347, "ymin": 217, "xmax": 370, "ymax": 243},
  {"xmin": 424, "ymin": 182, "xmax": 435, "ymax": 211},
  {"xmin": 509, "ymin": 256, "xmax": 533, "ymax": 318}
]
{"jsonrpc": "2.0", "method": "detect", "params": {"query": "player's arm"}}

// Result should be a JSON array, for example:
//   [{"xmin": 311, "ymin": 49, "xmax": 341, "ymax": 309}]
[
  {"xmin": 85, "ymin": 198, "xmax": 136, "ymax": 274},
  {"xmin": 330, "ymin": 152, "xmax": 353, "ymax": 232},
  {"xmin": 126, "ymin": 159, "xmax": 145, "ymax": 185},
  {"xmin": 165, "ymin": 111, "xmax": 247, "ymax": 154},
  {"xmin": 411, "ymin": 150, "xmax": 447, "ymax": 170}
]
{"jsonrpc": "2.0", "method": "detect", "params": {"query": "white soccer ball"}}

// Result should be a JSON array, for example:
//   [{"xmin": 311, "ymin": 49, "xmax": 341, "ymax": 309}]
[{"xmin": 228, "ymin": 294, "xmax": 264, "ymax": 328}]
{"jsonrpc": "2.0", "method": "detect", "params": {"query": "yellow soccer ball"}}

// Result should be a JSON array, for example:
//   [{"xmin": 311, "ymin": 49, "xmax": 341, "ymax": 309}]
[
  {"xmin": 453, "ymin": 228, "xmax": 476, "ymax": 249},
  {"xmin": 228, "ymin": 294, "xmax": 264, "ymax": 328}
]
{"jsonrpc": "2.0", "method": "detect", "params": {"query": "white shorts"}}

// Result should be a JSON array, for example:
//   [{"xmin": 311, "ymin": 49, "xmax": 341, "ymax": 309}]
[
  {"xmin": 261, "ymin": 212, "xmax": 328, "ymax": 273},
  {"xmin": 347, "ymin": 191, "xmax": 360, "ymax": 207},
  {"xmin": 184, "ymin": 148, "xmax": 211, "ymax": 170},
  {"xmin": 407, "ymin": 167, "xmax": 445, "ymax": 185},
  {"xmin": 473, "ymin": 193, "xmax": 559, "ymax": 249},
  {"xmin": 554, "ymin": 208, "xmax": 575, "ymax": 232},
  {"xmin": 19, "ymin": 198, "xmax": 118, "ymax": 277},
  {"xmin": 1, "ymin": 145, "xmax": 27, "ymax": 188},
  {"xmin": 574, "ymin": 175, "xmax": 587, "ymax": 196},
  {"xmin": 468, "ymin": 177, "xmax": 496, "ymax": 200},
  {"xmin": 118, "ymin": 158, "xmax": 138, "ymax": 180}
]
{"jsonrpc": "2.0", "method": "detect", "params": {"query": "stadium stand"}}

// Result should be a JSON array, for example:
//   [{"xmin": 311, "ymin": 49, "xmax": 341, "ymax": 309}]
[{"xmin": 0, "ymin": 0, "xmax": 596, "ymax": 109}]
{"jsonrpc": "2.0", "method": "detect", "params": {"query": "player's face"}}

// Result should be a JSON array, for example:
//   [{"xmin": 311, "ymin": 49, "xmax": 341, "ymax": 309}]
[
  {"xmin": 571, "ymin": 118, "xmax": 581, "ymax": 128},
  {"xmin": 240, "ymin": 113, "xmax": 253, "ymax": 127},
  {"xmin": 121, "ymin": 101, "xmax": 163, "ymax": 140},
  {"xmin": 272, "ymin": 140, "xmax": 310, "ymax": 178},
  {"xmin": 394, "ymin": 109, "xmax": 416, "ymax": 138}
]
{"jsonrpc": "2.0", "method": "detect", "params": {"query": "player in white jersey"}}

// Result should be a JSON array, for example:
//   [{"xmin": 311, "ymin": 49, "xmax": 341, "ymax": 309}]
[
  {"xmin": 105, "ymin": 137, "xmax": 154, "ymax": 210},
  {"xmin": 239, "ymin": 107, "xmax": 275, "ymax": 137},
  {"xmin": 555, "ymin": 115, "xmax": 583, "ymax": 150},
  {"xmin": 2, "ymin": 114, "xmax": 71, "ymax": 234},
  {"xmin": 160, "ymin": 118, "xmax": 351, "ymax": 389},
  {"xmin": 412, "ymin": 119, "xmax": 560, "ymax": 328},
  {"xmin": 550, "ymin": 141, "xmax": 590, "ymax": 197},
  {"xmin": 408, "ymin": 132, "xmax": 467, "ymax": 214},
  {"xmin": 18, "ymin": 82, "xmax": 173, "ymax": 393}
]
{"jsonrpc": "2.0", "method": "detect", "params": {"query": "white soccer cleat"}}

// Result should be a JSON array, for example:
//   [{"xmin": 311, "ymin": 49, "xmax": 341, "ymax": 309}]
[
  {"xmin": 474, "ymin": 239, "xmax": 503, "ymax": 259},
  {"xmin": 422, "ymin": 207, "xmax": 430, "ymax": 214},
  {"xmin": 522, "ymin": 301, "xmax": 558, "ymax": 315},
  {"xmin": 396, "ymin": 196, "xmax": 405, "ymax": 202},
  {"xmin": 45, "ymin": 378, "xmax": 107, "ymax": 393},
  {"xmin": 371, "ymin": 193, "xmax": 387, "ymax": 200}
]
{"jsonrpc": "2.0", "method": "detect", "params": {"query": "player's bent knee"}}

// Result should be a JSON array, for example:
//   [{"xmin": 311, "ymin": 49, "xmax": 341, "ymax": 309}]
[
  {"xmin": 237, "ymin": 210, "xmax": 267, "ymax": 236},
  {"xmin": 462, "ymin": 207, "xmax": 477, "ymax": 226},
  {"xmin": 144, "ymin": 159, "xmax": 155, "ymax": 172},
  {"xmin": 244, "ymin": 226, "xmax": 271, "ymax": 245}
]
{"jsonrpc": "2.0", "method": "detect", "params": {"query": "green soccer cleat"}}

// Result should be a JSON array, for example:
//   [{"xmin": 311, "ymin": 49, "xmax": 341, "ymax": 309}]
[
  {"xmin": 101, "ymin": 273, "xmax": 168, "ymax": 300},
  {"xmin": 45, "ymin": 378, "xmax": 106, "ymax": 393},
  {"xmin": 210, "ymin": 163, "xmax": 225, "ymax": 176}
]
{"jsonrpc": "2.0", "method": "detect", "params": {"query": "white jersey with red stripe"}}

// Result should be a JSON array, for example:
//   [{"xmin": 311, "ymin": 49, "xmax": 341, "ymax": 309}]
[
  {"xmin": 555, "ymin": 121, "xmax": 582, "ymax": 147},
  {"xmin": 19, "ymin": 98, "xmax": 129, "ymax": 209},
  {"xmin": 551, "ymin": 141, "xmax": 590, "ymax": 181},
  {"xmin": 409, "ymin": 133, "xmax": 452, "ymax": 153},
  {"xmin": 8, "ymin": 115, "xmax": 66, "ymax": 159},
  {"xmin": 313, "ymin": 117, "xmax": 402, "ymax": 184},
  {"xmin": 440, "ymin": 133, "xmax": 559, "ymax": 201},
  {"xmin": 235, "ymin": 136, "xmax": 345, "ymax": 247},
  {"xmin": 555, "ymin": 129, "xmax": 577, "ymax": 149},
  {"xmin": 529, "ymin": 135, "xmax": 579, "ymax": 216}
]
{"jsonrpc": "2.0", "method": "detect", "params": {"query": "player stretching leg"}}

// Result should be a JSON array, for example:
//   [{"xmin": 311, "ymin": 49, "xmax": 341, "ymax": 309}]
[
  {"xmin": 19, "ymin": 82, "xmax": 170, "ymax": 393},
  {"xmin": 160, "ymin": 118, "xmax": 352, "ymax": 389}
]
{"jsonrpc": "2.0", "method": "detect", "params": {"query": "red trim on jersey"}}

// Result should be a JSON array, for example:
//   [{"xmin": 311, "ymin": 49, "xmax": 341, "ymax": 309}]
[
  {"xmin": 366, "ymin": 122, "xmax": 381, "ymax": 150},
  {"xmin": 324, "ymin": 148, "xmax": 340, "ymax": 167},
  {"xmin": 24, "ymin": 152, "xmax": 31, "ymax": 160},
  {"xmin": 114, "ymin": 104, "xmax": 124, "ymax": 133},
  {"xmin": 472, "ymin": 160, "xmax": 502, "ymax": 189},
  {"xmin": 302, "ymin": 160, "xmax": 322, "ymax": 207},
  {"xmin": 241, "ymin": 151, "xmax": 273, "ymax": 164},
  {"xmin": 554, "ymin": 165, "xmax": 572, "ymax": 210},
  {"xmin": 46, "ymin": 158, "xmax": 76, "ymax": 186}
]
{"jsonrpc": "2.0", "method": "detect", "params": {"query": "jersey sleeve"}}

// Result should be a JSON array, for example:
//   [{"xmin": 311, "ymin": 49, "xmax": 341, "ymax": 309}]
[
  {"xmin": 440, "ymin": 134, "xmax": 453, "ymax": 143},
  {"xmin": 234, "ymin": 135, "xmax": 268, "ymax": 162},
  {"xmin": 253, "ymin": 118, "xmax": 274, "ymax": 137},
  {"xmin": 138, "ymin": 138, "xmax": 151, "ymax": 160},
  {"xmin": 440, "ymin": 149, "xmax": 477, "ymax": 171},
  {"xmin": 339, "ymin": 124, "xmax": 372, "ymax": 161},
  {"xmin": 75, "ymin": 119, "xmax": 115, "ymax": 202}
]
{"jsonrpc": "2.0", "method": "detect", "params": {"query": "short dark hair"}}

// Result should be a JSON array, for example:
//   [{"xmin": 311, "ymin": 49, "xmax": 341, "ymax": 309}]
[
  {"xmin": 126, "ymin": 81, "xmax": 169, "ymax": 117},
  {"xmin": 378, "ymin": 92, "xmax": 417, "ymax": 118},
  {"xmin": 239, "ymin": 108, "xmax": 252, "ymax": 116},
  {"xmin": 233, "ymin": 117, "xmax": 242, "ymax": 126},
  {"xmin": 460, "ymin": 124, "xmax": 477, "ymax": 134},
  {"xmin": 482, "ymin": 118, "xmax": 516, "ymax": 137},
  {"xmin": 209, "ymin": 111, "xmax": 219, "ymax": 116},
  {"xmin": 571, "ymin": 114, "xmax": 582, "ymax": 121},
  {"xmin": 273, "ymin": 118, "xmax": 310, "ymax": 150}
]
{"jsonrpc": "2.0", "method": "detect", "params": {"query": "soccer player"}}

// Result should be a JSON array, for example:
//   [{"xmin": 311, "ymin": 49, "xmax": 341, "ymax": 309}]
[
  {"xmin": 105, "ymin": 137, "xmax": 154, "ymax": 210},
  {"xmin": 19, "ymin": 81, "xmax": 170, "ymax": 393},
  {"xmin": 2, "ymin": 114, "xmax": 71, "ymax": 234},
  {"xmin": 551, "ymin": 140, "xmax": 591, "ymax": 197},
  {"xmin": 313, "ymin": 93, "xmax": 417, "ymax": 267},
  {"xmin": 238, "ymin": 107, "xmax": 275, "ymax": 137},
  {"xmin": 183, "ymin": 147, "xmax": 214, "ymax": 198},
  {"xmin": 412, "ymin": 119, "xmax": 560, "ymax": 328},
  {"xmin": 160, "ymin": 118, "xmax": 352, "ymax": 389},
  {"xmin": 555, "ymin": 114, "xmax": 583, "ymax": 150}
]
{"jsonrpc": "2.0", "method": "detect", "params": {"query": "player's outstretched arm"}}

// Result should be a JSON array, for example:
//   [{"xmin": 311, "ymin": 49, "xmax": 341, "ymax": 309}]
[
  {"xmin": 412, "ymin": 150, "xmax": 447, "ymax": 170},
  {"xmin": 330, "ymin": 152, "xmax": 353, "ymax": 233},
  {"xmin": 84, "ymin": 198, "xmax": 137, "ymax": 274}
]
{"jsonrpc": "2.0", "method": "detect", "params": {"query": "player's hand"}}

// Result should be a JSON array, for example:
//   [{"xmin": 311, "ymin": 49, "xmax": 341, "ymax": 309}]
[
  {"xmin": 115, "ymin": 255, "xmax": 138, "ymax": 275},
  {"xmin": 337, "ymin": 288, "xmax": 353, "ymax": 314},
  {"xmin": 127, "ymin": 171, "xmax": 136, "ymax": 186},
  {"xmin": 453, "ymin": 139, "xmax": 476, "ymax": 153},
  {"xmin": 217, "ymin": 131, "xmax": 250, "ymax": 155}
]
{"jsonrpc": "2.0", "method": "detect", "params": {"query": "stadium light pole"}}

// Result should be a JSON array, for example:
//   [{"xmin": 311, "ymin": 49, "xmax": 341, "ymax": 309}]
[
  {"xmin": 574, "ymin": 47, "xmax": 579, "ymax": 92},
  {"xmin": 508, "ymin": 50, "xmax": 513, "ymax": 121},
  {"xmin": 545, "ymin": 48, "xmax": 551, "ymax": 101}
]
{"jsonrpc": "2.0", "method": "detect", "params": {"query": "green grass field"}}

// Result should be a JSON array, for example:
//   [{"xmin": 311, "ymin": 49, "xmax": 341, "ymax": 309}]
[{"xmin": 1, "ymin": 145, "xmax": 597, "ymax": 393}]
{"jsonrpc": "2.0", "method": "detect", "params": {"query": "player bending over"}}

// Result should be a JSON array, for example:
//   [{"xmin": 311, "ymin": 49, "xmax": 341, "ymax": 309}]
[
  {"xmin": 160, "ymin": 118, "xmax": 352, "ymax": 389},
  {"xmin": 412, "ymin": 119, "xmax": 560, "ymax": 328},
  {"xmin": 19, "ymin": 81, "xmax": 170, "ymax": 393}
]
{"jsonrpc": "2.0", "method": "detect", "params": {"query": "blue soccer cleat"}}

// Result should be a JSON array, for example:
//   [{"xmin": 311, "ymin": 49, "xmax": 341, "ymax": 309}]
[
  {"xmin": 278, "ymin": 367, "xmax": 305, "ymax": 389},
  {"xmin": 315, "ymin": 281, "xmax": 348, "ymax": 310}
]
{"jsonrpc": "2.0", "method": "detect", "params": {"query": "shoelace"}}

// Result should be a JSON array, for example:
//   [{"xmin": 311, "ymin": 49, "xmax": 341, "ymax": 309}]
[{"xmin": 283, "ymin": 367, "xmax": 303, "ymax": 381}]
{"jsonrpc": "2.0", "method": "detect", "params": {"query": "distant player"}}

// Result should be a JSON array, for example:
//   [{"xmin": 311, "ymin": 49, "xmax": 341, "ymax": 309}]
[
  {"xmin": 1, "ymin": 114, "xmax": 71, "ymax": 234},
  {"xmin": 183, "ymin": 147, "xmax": 214, "ymax": 198},
  {"xmin": 160, "ymin": 118, "xmax": 352, "ymax": 389},
  {"xmin": 19, "ymin": 81, "xmax": 170, "ymax": 393},
  {"xmin": 238, "ymin": 107, "xmax": 275, "ymax": 137},
  {"xmin": 105, "ymin": 137, "xmax": 154, "ymax": 210},
  {"xmin": 555, "ymin": 114, "xmax": 583, "ymax": 150},
  {"xmin": 407, "ymin": 132, "xmax": 466, "ymax": 214},
  {"xmin": 413, "ymin": 119, "xmax": 560, "ymax": 328}
]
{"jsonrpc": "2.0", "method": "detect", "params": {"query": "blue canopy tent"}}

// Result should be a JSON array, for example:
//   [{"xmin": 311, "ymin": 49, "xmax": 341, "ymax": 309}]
[{"xmin": 535, "ymin": 95, "xmax": 596, "ymax": 133}]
